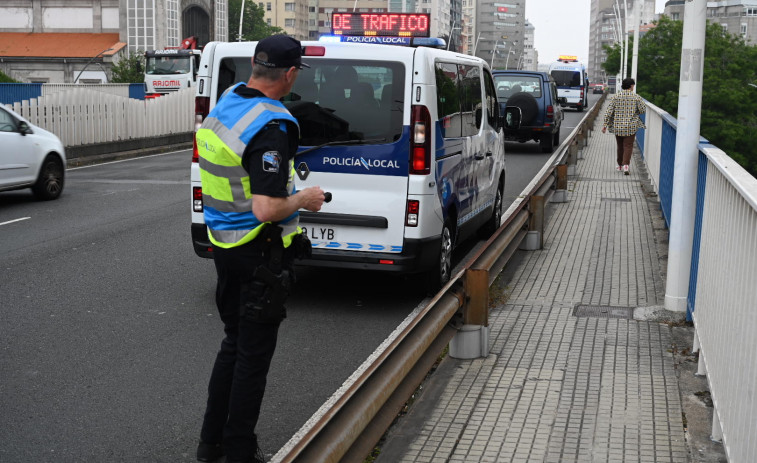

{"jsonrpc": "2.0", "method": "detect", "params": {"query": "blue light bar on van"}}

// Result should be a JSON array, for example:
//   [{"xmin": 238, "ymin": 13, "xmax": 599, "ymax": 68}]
[
  {"xmin": 318, "ymin": 35, "xmax": 445, "ymax": 48},
  {"xmin": 411, "ymin": 37, "xmax": 445, "ymax": 48}
]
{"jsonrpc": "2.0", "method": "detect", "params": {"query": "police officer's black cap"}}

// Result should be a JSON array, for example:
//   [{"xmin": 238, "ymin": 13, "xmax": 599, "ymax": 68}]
[{"xmin": 253, "ymin": 35, "xmax": 310, "ymax": 69}]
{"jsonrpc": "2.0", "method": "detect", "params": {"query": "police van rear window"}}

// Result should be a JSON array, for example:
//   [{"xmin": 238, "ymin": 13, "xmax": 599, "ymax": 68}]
[
  {"xmin": 216, "ymin": 57, "xmax": 405, "ymax": 147},
  {"xmin": 493, "ymin": 76, "xmax": 543, "ymax": 100},
  {"xmin": 550, "ymin": 70, "xmax": 581, "ymax": 87},
  {"xmin": 282, "ymin": 59, "xmax": 405, "ymax": 147}
]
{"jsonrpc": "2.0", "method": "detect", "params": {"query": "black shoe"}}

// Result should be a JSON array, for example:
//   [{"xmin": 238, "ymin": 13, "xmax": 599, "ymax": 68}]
[
  {"xmin": 226, "ymin": 445, "xmax": 266, "ymax": 463},
  {"xmin": 196, "ymin": 441, "xmax": 224, "ymax": 462}
]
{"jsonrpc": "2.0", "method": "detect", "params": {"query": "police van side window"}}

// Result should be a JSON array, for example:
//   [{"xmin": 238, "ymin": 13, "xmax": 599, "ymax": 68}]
[
  {"xmin": 459, "ymin": 65, "xmax": 482, "ymax": 137},
  {"xmin": 217, "ymin": 57, "xmax": 253, "ymax": 103},
  {"xmin": 483, "ymin": 71, "xmax": 498, "ymax": 127},
  {"xmin": 435, "ymin": 62, "xmax": 461, "ymax": 139}
]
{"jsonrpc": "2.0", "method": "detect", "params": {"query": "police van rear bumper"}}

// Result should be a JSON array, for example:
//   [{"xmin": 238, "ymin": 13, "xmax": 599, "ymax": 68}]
[
  {"xmin": 192, "ymin": 223, "xmax": 214, "ymax": 258},
  {"xmin": 193, "ymin": 223, "xmax": 440, "ymax": 274},
  {"xmin": 298, "ymin": 236, "xmax": 442, "ymax": 274}
]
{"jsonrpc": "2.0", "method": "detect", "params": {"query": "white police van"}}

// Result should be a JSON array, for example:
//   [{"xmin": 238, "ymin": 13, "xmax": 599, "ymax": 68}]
[
  {"xmin": 548, "ymin": 56, "xmax": 588, "ymax": 112},
  {"xmin": 191, "ymin": 37, "xmax": 509, "ymax": 291}
]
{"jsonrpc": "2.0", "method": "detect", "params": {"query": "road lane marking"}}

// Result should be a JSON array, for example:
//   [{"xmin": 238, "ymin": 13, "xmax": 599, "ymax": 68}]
[
  {"xmin": 68, "ymin": 150, "xmax": 189, "ymax": 170},
  {"xmin": 0, "ymin": 217, "xmax": 30, "ymax": 226}
]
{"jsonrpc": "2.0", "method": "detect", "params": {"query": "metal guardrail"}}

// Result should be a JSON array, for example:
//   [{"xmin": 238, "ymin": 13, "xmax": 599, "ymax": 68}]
[{"xmin": 271, "ymin": 94, "xmax": 608, "ymax": 463}]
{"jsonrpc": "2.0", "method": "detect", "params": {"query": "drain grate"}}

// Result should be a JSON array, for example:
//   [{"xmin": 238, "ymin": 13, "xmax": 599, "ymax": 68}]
[
  {"xmin": 573, "ymin": 305, "xmax": 634, "ymax": 319},
  {"xmin": 601, "ymin": 197, "xmax": 632, "ymax": 202}
]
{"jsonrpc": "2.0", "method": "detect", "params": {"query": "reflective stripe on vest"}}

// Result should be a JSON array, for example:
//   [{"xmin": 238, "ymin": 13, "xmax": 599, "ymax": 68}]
[{"xmin": 197, "ymin": 83, "xmax": 301, "ymax": 248}]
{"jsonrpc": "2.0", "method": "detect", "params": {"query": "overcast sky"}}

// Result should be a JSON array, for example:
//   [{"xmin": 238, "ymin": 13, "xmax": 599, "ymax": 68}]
[{"xmin": 526, "ymin": 0, "xmax": 668, "ymax": 66}]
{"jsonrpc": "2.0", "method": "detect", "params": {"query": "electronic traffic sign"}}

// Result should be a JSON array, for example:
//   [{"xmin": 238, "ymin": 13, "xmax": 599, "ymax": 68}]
[{"xmin": 331, "ymin": 13, "xmax": 430, "ymax": 37}]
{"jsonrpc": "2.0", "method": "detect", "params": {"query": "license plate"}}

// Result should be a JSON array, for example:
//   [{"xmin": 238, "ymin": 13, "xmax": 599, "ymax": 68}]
[{"xmin": 301, "ymin": 226, "xmax": 335, "ymax": 241}]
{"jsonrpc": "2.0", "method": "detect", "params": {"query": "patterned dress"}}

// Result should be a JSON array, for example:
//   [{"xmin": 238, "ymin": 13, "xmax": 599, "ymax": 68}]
[{"xmin": 603, "ymin": 89, "xmax": 646, "ymax": 136}]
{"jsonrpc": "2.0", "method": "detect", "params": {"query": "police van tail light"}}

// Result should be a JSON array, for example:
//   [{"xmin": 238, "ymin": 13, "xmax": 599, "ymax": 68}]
[
  {"xmin": 193, "ymin": 186, "xmax": 203, "ymax": 212},
  {"xmin": 303, "ymin": 46, "xmax": 326, "ymax": 56},
  {"xmin": 410, "ymin": 105, "xmax": 431, "ymax": 175},
  {"xmin": 193, "ymin": 96, "xmax": 210, "ymax": 163},
  {"xmin": 406, "ymin": 200, "xmax": 419, "ymax": 227}
]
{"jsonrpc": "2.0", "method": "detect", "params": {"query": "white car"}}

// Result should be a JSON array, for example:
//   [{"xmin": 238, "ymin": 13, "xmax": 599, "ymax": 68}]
[{"xmin": 0, "ymin": 104, "xmax": 66, "ymax": 200}]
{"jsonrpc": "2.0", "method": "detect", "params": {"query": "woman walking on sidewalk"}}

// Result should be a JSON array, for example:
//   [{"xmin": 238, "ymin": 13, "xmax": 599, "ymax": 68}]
[{"xmin": 602, "ymin": 78, "xmax": 646, "ymax": 175}]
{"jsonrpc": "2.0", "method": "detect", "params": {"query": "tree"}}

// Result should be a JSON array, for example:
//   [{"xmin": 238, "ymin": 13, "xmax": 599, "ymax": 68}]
[
  {"xmin": 110, "ymin": 52, "xmax": 145, "ymax": 84},
  {"xmin": 603, "ymin": 16, "xmax": 757, "ymax": 177},
  {"xmin": 228, "ymin": 0, "xmax": 284, "ymax": 42},
  {"xmin": 0, "ymin": 70, "xmax": 19, "ymax": 83}
]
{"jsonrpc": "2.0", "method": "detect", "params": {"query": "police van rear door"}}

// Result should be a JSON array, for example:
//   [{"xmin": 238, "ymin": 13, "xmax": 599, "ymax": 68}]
[{"xmin": 285, "ymin": 43, "xmax": 411, "ymax": 258}]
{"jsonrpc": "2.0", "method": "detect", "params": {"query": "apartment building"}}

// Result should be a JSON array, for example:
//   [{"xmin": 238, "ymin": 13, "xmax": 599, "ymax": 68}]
[
  {"xmin": 664, "ymin": 0, "xmax": 757, "ymax": 44},
  {"xmin": 520, "ymin": 20, "xmax": 537, "ymax": 70},
  {"xmin": 475, "ymin": 1, "xmax": 525, "ymax": 70},
  {"xmin": 588, "ymin": 0, "xmax": 655, "ymax": 83}
]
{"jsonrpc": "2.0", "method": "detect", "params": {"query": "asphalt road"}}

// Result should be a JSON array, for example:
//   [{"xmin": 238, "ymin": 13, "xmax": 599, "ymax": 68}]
[{"xmin": 0, "ymin": 94, "xmax": 599, "ymax": 462}]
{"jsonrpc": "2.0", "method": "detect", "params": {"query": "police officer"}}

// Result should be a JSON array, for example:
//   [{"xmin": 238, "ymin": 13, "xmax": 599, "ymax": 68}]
[{"xmin": 195, "ymin": 35, "xmax": 325, "ymax": 463}]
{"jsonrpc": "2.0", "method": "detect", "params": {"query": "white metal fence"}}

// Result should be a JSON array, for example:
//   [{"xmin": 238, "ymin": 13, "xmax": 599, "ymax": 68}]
[
  {"xmin": 638, "ymin": 101, "xmax": 757, "ymax": 462},
  {"xmin": 40, "ymin": 83, "xmax": 133, "ymax": 99},
  {"xmin": 9, "ymin": 86, "xmax": 193, "ymax": 148},
  {"xmin": 692, "ymin": 147, "xmax": 757, "ymax": 461}
]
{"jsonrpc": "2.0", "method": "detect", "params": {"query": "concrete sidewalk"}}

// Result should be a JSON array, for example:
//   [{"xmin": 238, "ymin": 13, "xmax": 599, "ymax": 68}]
[{"xmin": 377, "ymin": 102, "xmax": 726, "ymax": 462}]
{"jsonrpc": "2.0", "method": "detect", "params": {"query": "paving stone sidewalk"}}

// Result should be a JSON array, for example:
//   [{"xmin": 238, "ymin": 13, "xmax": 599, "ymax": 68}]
[{"xmin": 377, "ymin": 103, "xmax": 702, "ymax": 463}]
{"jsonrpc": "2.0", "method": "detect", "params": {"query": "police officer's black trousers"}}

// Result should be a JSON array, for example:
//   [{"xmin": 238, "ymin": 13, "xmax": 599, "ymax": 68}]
[{"xmin": 200, "ymin": 241, "xmax": 281, "ymax": 460}]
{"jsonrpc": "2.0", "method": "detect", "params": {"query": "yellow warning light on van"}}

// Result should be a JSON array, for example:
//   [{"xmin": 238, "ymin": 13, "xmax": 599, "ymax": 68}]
[{"xmin": 558, "ymin": 55, "xmax": 578, "ymax": 62}]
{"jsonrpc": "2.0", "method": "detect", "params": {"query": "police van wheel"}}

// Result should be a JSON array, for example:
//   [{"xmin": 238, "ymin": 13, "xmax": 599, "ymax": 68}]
[
  {"xmin": 479, "ymin": 182, "xmax": 503, "ymax": 238},
  {"xmin": 426, "ymin": 222, "xmax": 454, "ymax": 294}
]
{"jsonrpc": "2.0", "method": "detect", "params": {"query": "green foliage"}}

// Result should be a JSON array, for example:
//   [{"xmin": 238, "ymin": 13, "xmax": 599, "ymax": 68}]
[
  {"xmin": 228, "ymin": 0, "xmax": 284, "ymax": 41},
  {"xmin": 0, "ymin": 70, "xmax": 19, "ymax": 83},
  {"xmin": 110, "ymin": 52, "xmax": 146, "ymax": 84},
  {"xmin": 605, "ymin": 15, "xmax": 757, "ymax": 177}
]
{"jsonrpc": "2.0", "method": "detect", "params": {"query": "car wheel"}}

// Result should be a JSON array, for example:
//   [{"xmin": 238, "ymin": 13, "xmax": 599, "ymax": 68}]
[
  {"xmin": 426, "ymin": 221, "xmax": 454, "ymax": 294},
  {"xmin": 540, "ymin": 132, "xmax": 554, "ymax": 153},
  {"xmin": 479, "ymin": 180, "xmax": 503, "ymax": 238},
  {"xmin": 32, "ymin": 155, "xmax": 65, "ymax": 200},
  {"xmin": 553, "ymin": 130, "xmax": 560, "ymax": 147},
  {"xmin": 507, "ymin": 92, "xmax": 538, "ymax": 126}
]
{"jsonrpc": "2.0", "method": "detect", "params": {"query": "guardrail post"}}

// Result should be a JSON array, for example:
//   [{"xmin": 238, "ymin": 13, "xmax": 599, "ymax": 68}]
[
  {"xmin": 567, "ymin": 142, "xmax": 578, "ymax": 176},
  {"xmin": 577, "ymin": 128, "xmax": 586, "ymax": 160},
  {"xmin": 520, "ymin": 195, "xmax": 544, "ymax": 250},
  {"xmin": 552, "ymin": 165, "xmax": 568, "ymax": 203},
  {"xmin": 449, "ymin": 268, "xmax": 490, "ymax": 359}
]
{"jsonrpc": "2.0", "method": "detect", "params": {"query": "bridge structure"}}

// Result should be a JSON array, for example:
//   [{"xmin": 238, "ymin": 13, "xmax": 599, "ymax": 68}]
[{"xmin": 270, "ymin": 96, "xmax": 755, "ymax": 463}]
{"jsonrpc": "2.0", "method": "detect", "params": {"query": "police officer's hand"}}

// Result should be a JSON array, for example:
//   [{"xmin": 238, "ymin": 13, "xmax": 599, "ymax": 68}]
[{"xmin": 299, "ymin": 186, "xmax": 326, "ymax": 212}]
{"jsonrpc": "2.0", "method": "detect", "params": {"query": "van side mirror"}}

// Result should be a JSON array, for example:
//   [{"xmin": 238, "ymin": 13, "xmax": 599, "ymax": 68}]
[
  {"xmin": 504, "ymin": 106, "xmax": 521, "ymax": 130},
  {"xmin": 17, "ymin": 121, "xmax": 32, "ymax": 135}
]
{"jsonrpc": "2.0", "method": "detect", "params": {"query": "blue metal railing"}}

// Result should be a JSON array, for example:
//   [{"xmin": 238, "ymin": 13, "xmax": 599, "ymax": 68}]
[
  {"xmin": 686, "ymin": 150, "xmax": 708, "ymax": 320},
  {"xmin": 0, "ymin": 83, "xmax": 43, "ymax": 105},
  {"xmin": 0, "ymin": 83, "xmax": 146, "ymax": 105},
  {"xmin": 658, "ymin": 114, "xmax": 678, "ymax": 227},
  {"xmin": 636, "ymin": 113, "xmax": 646, "ymax": 158}
]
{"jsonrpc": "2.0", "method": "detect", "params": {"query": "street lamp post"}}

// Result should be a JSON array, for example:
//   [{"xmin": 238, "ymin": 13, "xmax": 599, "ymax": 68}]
[
  {"xmin": 447, "ymin": 23, "xmax": 461, "ymax": 51},
  {"xmin": 238, "ymin": 0, "xmax": 245, "ymax": 41},
  {"xmin": 74, "ymin": 48, "xmax": 114, "ymax": 84},
  {"xmin": 473, "ymin": 32, "xmax": 482, "ymax": 55},
  {"xmin": 505, "ymin": 47, "xmax": 515, "ymax": 69},
  {"xmin": 490, "ymin": 39, "xmax": 502, "ymax": 68}
]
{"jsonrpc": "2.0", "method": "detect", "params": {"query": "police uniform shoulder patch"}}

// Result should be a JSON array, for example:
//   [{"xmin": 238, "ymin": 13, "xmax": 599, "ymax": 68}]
[{"xmin": 262, "ymin": 151, "xmax": 281, "ymax": 173}]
